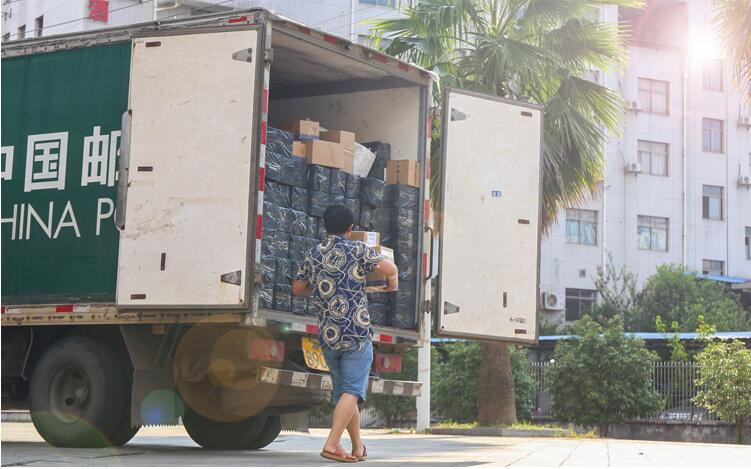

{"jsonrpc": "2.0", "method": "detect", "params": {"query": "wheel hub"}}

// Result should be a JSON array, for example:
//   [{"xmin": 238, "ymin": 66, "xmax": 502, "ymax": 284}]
[{"xmin": 49, "ymin": 365, "xmax": 91, "ymax": 423}]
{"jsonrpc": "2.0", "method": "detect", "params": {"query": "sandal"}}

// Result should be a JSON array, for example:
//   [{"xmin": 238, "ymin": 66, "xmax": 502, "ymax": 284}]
[
  {"xmin": 354, "ymin": 445, "xmax": 367, "ymax": 462},
  {"xmin": 321, "ymin": 447, "xmax": 358, "ymax": 463}
]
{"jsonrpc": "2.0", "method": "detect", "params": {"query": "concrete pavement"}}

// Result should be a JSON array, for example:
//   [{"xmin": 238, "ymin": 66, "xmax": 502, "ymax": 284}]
[{"xmin": 2, "ymin": 423, "xmax": 750, "ymax": 466}]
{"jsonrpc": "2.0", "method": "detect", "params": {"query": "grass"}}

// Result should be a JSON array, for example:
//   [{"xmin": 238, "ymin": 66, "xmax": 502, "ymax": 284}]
[{"xmin": 433, "ymin": 420, "xmax": 566, "ymax": 431}]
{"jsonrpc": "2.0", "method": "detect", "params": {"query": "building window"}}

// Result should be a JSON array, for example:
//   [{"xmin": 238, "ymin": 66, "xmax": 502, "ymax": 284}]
[
  {"xmin": 566, "ymin": 209, "xmax": 597, "ymax": 246},
  {"xmin": 638, "ymin": 140, "xmax": 668, "ymax": 176},
  {"xmin": 637, "ymin": 216, "xmax": 669, "ymax": 251},
  {"xmin": 2, "ymin": 33, "xmax": 9, "ymax": 42},
  {"xmin": 702, "ymin": 59, "xmax": 723, "ymax": 92},
  {"xmin": 702, "ymin": 118, "xmax": 724, "ymax": 153},
  {"xmin": 702, "ymin": 259, "xmax": 725, "ymax": 276},
  {"xmin": 17, "ymin": 25, "xmax": 26, "ymax": 40},
  {"xmin": 565, "ymin": 288, "xmax": 597, "ymax": 321},
  {"xmin": 702, "ymin": 185, "xmax": 724, "ymax": 220},
  {"xmin": 35, "ymin": 16, "xmax": 44, "ymax": 37},
  {"xmin": 638, "ymin": 77, "xmax": 668, "ymax": 115},
  {"xmin": 745, "ymin": 227, "xmax": 750, "ymax": 260}
]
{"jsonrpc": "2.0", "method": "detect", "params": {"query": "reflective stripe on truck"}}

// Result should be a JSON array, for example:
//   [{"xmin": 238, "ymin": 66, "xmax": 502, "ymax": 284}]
[{"xmin": 257, "ymin": 366, "xmax": 421, "ymax": 396}]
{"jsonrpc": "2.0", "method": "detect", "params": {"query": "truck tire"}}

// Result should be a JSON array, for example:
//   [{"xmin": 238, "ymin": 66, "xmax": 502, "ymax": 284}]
[
  {"xmin": 108, "ymin": 407, "xmax": 141, "ymax": 446},
  {"xmin": 246, "ymin": 415, "xmax": 281, "ymax": 449},
  {"xmin": 29, "ymin": 337, "xmax": 127, "ymax": 448},
  {"xmin": 183, "ymin": 407, "xmax": 267, "ymax": 450}
]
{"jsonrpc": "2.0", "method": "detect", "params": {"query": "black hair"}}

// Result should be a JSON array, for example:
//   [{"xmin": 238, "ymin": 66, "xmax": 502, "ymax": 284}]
[{"xmin": 323, "ymin": 205, "xmax": 355, "ymax": 235}]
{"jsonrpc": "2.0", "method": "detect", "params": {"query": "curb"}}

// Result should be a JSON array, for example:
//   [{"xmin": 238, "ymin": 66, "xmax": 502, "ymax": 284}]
[
  {"xmin": 426, "ymin": 427, "xmax": 569, "ymax": 438},
  {"xmin": 1, "ymin": 411, "xmax": 32, "ymax": 423}
]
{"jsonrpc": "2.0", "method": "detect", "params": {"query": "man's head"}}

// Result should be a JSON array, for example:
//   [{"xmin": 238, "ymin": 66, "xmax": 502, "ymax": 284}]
[{"xmin": 323, "ymin": 205, "xmax": 355, "ymax": 235}]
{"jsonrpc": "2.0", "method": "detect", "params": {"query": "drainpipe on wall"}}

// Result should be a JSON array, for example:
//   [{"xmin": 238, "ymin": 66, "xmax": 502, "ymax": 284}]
[{"xmin": 682, "ymin": 58, "xmax": 688, "ymax": 267}]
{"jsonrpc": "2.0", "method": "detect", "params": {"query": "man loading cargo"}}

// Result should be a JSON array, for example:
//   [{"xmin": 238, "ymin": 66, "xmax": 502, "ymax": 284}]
[{"xmin": 292, "ymin": 205, "xmax": 398, "ymax": 463}]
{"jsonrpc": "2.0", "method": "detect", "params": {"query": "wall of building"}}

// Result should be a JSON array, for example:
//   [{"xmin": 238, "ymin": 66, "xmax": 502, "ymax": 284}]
[{"xmin": 540, "ymin": 0, "xmax": 751, "ymax": 325}]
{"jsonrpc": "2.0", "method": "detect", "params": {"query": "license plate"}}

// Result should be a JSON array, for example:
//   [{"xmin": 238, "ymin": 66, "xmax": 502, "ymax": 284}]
[{"xmin": 301, "ymin": 337, "xmax": 329, "ymax": 372}]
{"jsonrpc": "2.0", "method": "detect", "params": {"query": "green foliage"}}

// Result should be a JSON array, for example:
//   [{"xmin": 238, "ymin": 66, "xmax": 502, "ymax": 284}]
[
  {"xmin": 655, "ymin": 315, "xmax": 689, "ymax": 361},
  {"xmin": 547, "ymin": 317, "xmax": 662, "ymax": 434},
  {"xmin": 371, "ymin": 0, "xmax": 642, "ymax": 229},
  {"xmin": 369, "ymin": 348, "xmax": 419, "ymax": 427},
  {"xmin": 431, "ymin": 342, "xmax": 535, "ymax": 422},
  {"xmin": 592, "ymin": 252, "xmax": 638, "ymax": 325},
  {"xmin": 693, "ymin": 339, "xmax": 751, "ymax": 444},
  {"xmin": 711, "ymin": 0, "xmax": 751, "ymax": 102},
  {"xmin": 539, "ymin": 318, "xmax": 570, "ymax": 336},
  {"xmin": 632, "ymin": 265, "xmax": 749, "ymax": 332}
]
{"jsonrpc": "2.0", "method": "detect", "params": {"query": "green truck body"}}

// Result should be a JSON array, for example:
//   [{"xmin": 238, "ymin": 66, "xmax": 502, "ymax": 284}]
[{"xmin": 2, "ymin": 43, "xmax": 130, "ymax": 304}]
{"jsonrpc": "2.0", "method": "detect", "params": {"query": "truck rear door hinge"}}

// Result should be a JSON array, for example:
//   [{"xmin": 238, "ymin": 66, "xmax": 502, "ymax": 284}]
[
  {"xmin": 264, "ymin": 47, "xmax": 274, "ymax": 63},
  {"xmin": 423, "ymin": 299, "xmax": 432, "ymax": 314}
]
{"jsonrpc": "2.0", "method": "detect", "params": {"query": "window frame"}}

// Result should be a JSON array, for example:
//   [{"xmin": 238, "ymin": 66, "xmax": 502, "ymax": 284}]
[
  {"xmin": 35, "ymin": 16, "xmax": 44, "ymax": 38},
  {"xmin": 637, "ymin": 140, "xmax": 669, "ymax": 176},
  {"xmin": 565, "ymin": 288, "xmax": 597, "ymax": 322},
  {"xmin": 637, "ymin": 215, "xmax": 669, "ymax": 252},
  {"xmin": 565, "ymin": 208, "xmax": 598, "ymax": 246},
  {"xmin": 702, "ymin": 185, "xmax": 724, "ymax": 221},
  {"xmin": 745, "ymin": 227, "xmax": 750, "ymax": 260},
  {"xmin": 702, "ymin": 259, "xmax": 725, "ymax": 276},
  {"xmin": 702, "ymin": 118, "xmax": 724, "ymax": 153},
  {"xmin": 638, "ymin": 77, "xmax": 669, "ymax": 115}
]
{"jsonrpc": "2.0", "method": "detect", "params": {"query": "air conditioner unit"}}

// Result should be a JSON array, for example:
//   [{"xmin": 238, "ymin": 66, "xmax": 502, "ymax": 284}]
[
  {"xmin": 738, "ymin": 116, "xmax": 751, "ymax": 128},
  {"xmin": 625, "ymin": 162, "xmax": 642, "ymax": 174},
  {"xmin": 541, "ymin": 291, "xmax": 564, "ymax": 310},
  {"xmin": 738, "ymin": 175, "xmax": 751, "ymax": 187},
  {"xmin": 626, "ymin": 100, "xmax": 642, "ymax": 112}
]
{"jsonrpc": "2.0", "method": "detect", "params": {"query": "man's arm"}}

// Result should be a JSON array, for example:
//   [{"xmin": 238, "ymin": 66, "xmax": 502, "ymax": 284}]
[
  {"xmin": 374, "ymin": 259, "xmax": 399, "ymax": 291},
  {"xmin": 292, "ymin": 279, "xmax": 313, "ymax": 296}
]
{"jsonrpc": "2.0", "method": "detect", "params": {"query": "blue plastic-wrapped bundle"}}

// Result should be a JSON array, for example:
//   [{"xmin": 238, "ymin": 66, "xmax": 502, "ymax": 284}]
[
  {"xmin": 388, "ymin": 283, "xmax": 417, "ymax": 329},
  {"xmin": 394, "ymin": 228, "xmax": 419, "ymax": 254},
  {"xmin": 309, "ymin": 191, "xmax": 330, "ymax": 217},
  {"xmin": 317, "ymin": 218, "xmax": 328, "ymax": 239},
  {"xmin": 261, "ymin": 231, "xmax": 281, "ymax": 257},
  {"xmin": 363, "ymin": 141, "xmax": 390, "ymax": 181},
  {"xmin": 274, "ymin": 284, "xmax": 292, "ymax": 312},
  {"xmin": 276, "ymin": 258, "xmax": 291, "ymax": 285},
  {"xmin": 330, "ymin": 168, "xmax": 346, "ymax": 196},
  {"xmin": 359, "ymin": 177, "xmax": 389, "ymax": 207},
  {"xmin": 395, "ymin": 250, "xmax": 418, "ymax": 280},
  {"xmin": 291, "ymin": 260, "xmax": 305, "ymax": 280},
  {"xmin": 265, "ymin": 180, "xmax": 291, "ymax": 208},
  {"xmin": 266, "ymin": 147, "xmax": 308, "ymax": 187},
  {"xmin": 290, "ymin": 235, "xmax": 313, "ymax": 261},
  {"xmin": 306, "ymin": 215, "xmax": 318, "ymax": 239},
  {"xmin": 345, "ymin": 173, "xmax": 360, "ymax": 199},
  {"xmin": 369, "ymin": 303, "xmax": 388, "ymax": 326},
  {"xmin": 308, "ymin": 165, "xmax": 331, "ymax": 192},
  {"xmin": 289, "ymin": 209, "xmax": 308, "ymax": 237},
  {"xmin": 262, "ymin": 201, "xmax": 281, "ymax": 233},
  {"xmin": 277, "ymin": 231, "xmax": 290, "ymax": 254},
  {"xmin": 290, "ymin": 187, "xmax": 308, "ymax": 212},
  {"xmin": 267, "ymin": 126, "xmax": 295, "ymax": 145},
  {"xmin": 259, "ymin": 283, "xmax": 274, "ymax": 309},
  {"xmin": 360, "ymin": 205, "xmax": 391, "ymax": 233},
  {"xmin": 330, "ymin": 193, "xmax": 345, "ymax": 209},
  {"xmin": 390, "ymin": 185, "xmax": 420, "ymax": 210},
  {"xmin": 393, "ymin": 207, "xmax": 419, "ymax": 233},
  {"xmin": 261, "ymin": 255, "xmax": 276, "ymax": 284},
  {"xmin": 306, "ymin": 297, "xmax": 320, "ymax": 317},
  {"xmin": 344, "ymin": 198, "xmax": 360, "ymax": 223},
  {"xmin": 292, "ymin": 296, "xmax": 307, "ymax": 315},
  {"xmin": 278, "ymin": 207, "xmax": 292, "ymax": 233},
  {"xmin": 367, "ymin": 291, "xmax": 389, "ymax": 304}
]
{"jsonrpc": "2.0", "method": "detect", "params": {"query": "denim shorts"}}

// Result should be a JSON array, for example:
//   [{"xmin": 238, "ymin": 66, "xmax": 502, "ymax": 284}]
[{"xmin": 323, "ymin": 339, "xmax": 373, "ymax": 404}]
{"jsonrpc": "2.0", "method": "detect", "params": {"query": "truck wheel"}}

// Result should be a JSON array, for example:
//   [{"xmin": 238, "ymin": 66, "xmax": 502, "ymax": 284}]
[
  {"xmin": 29, "ymin": 337, "xmax": 127, "ymax": 448},
  {"xmin": 183, "ymin": 407, "xmax": 267, "ymax": 450},
  {"xmin": 108, "ymin": 407, "xmax": 141, "ymax": 446},
  {"xmin": 246, "ymin": 415, "xmax": 281, "ymax": 449}
]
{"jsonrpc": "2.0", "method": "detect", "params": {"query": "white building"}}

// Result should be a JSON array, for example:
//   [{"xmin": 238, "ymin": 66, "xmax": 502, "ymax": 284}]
[
  {"xmin": 540, "ymin": 0, "xmax": 751, "ymax": 325},
  {"xmin": 1, "ymin": 0, "xmax": 402, "ymax": 43}
]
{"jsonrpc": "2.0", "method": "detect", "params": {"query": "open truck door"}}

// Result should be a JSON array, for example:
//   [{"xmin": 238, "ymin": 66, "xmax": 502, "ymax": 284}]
[
  {"xmin": 116, "ymin": 28, "xmax": 262, "ymax": 308},
  {"xmin": 435, "ymin": 89, "xmax": 543, "ymax": 343}
]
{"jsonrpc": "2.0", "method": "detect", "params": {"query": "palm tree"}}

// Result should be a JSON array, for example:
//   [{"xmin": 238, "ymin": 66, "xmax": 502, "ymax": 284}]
[
  {"xmin": 372, "ymin": 0, "xmax": 641, "ymax": 425},
  {"xmin": 711, "ymin": 0, "xmax": 751, "ymax": 101}
]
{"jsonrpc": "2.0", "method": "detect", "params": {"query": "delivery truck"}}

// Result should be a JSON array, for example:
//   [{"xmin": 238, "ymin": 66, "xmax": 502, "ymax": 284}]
[{"xmin": 1, "ymin": 8, "xmax": 543, "ymax": 449}]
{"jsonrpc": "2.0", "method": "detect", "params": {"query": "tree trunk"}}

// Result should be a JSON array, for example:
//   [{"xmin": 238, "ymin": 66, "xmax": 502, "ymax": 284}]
[
  {"xmin": 736, "ymin": 418, "xmax": 744, "ymax": 445},
  {"xmin": 477, "ymin": 341, "xmax": 516, "ymax": 425}
]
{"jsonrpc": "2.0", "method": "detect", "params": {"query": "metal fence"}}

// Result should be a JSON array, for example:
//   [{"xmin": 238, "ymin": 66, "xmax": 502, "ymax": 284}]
[{"xmin": 531, "ymin": 361, "xmax": 720, "ymax": 422}]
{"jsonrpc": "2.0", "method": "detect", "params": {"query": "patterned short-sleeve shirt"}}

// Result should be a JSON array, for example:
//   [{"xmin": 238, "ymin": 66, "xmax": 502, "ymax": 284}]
[{"xmin": 295, "ymin": 235, "xmax": 384, "ymax": 350}]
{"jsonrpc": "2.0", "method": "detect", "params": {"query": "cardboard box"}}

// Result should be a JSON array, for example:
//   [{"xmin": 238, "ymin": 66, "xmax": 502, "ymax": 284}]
[
  {"xmin": 386, "ymin": 160, "xmax": 420, "ymax": 188},
  {"xmin": 303, "ymin": 140, "xmax": 353, "ymax": 172},
  {"xmin": 349, "ymin": 231, "xmax": 380, "ymax": 247},
  {"xmin": 282, "ymin": 119, "xmax": 320, "ymax": 140},
  {"xmin": 366, "ymin": 246, "xmax": 395, "ymax": 292},
  {"xmin": 321, "ymin": 129, "xmax": 355, "ymax": 162},
  {"xmin": 292, "ymin": 141, "xmax": 306, "ymax": 158}
]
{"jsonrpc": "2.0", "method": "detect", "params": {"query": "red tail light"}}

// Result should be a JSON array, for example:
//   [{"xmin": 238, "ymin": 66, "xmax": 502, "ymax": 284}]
[
  {"xmin": 375, "ymin": 353, "xmax": 402, "ymax": 373},
  {"xmin": 250, "ymin": 339, "xmax": 285, "ymax": 363}
]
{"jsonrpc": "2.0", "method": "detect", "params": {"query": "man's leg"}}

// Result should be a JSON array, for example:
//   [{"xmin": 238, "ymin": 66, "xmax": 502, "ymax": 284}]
[
  {"xmin": 347, "ymin": 405, "xmax": 364, "ymax": 457},
  {"xmin": 323, "ymin": 393, "xmax": 359, "ymax": 454}
]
